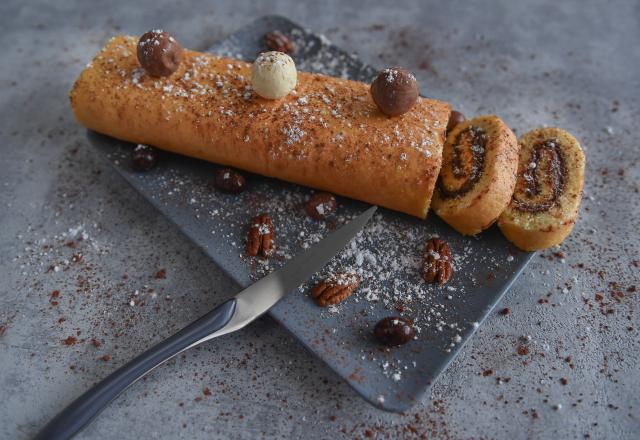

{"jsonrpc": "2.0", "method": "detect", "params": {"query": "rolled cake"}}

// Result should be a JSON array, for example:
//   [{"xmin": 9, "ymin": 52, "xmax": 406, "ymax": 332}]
[
  {"xmin": 70, "ymin": 36, "xmax": 451, "ymax": 218},
  {"xmin": 498, "ymin": 128, "xmax": 585, "ymax": 251},
  {"xmin": 431, "ymin": 115, "xmax": 519, "ymax": 235}
]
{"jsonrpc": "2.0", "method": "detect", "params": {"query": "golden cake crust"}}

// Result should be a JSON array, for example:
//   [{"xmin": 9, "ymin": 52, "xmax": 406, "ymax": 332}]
[
  {"xmin": 431, "ymin": 115, "xmax": 519, "ymax": 235},
  {"xmin": 69, "ymin": 35, "xmax": 451, "ymax": 218}
]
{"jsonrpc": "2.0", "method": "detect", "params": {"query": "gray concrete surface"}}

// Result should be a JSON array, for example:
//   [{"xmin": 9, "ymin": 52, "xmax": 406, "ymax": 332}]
[{"xmin": 0, "ymin": 0, "xmax": 638, "ymax": 438}]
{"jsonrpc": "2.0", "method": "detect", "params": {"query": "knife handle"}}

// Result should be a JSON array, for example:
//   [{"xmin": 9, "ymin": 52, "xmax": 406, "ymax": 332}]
[{"xmin": 34, "ymin": 298, "xmax": 237, "ymax": 440}]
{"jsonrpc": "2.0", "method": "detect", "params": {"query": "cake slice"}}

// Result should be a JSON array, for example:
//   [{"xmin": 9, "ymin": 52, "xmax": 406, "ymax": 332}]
[
  {"xmin": 431, "ymin": 115, "xmax": 519, "ymax": 235},
  {"xmin": 498, "ymin": 127, "xmax": 585, "ymax": 251}
]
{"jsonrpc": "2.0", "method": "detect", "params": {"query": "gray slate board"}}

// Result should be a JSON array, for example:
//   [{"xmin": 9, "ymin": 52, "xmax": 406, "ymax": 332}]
[{"xmin": 90, "ymin": 15, "xmax": 534, "ymax": 413}]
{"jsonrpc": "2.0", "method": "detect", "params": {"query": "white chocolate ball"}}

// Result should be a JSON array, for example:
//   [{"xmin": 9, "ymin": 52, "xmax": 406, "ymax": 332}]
[{"xmin": 251, "ymin": 51, "xmax": 297, "ymax": 99}]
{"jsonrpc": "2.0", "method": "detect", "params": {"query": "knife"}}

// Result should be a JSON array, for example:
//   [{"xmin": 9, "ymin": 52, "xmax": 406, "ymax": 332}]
[{"xmin": 34, "ymin": 206, "xmax": 377, "ymax": 440}]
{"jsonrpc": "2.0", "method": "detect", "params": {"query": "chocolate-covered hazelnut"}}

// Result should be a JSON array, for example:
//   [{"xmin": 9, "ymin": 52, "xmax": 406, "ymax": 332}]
[
  {"xmin": 137, "ymin": 30, "xmax": 183, "ymax": 77},
  {"xmin": 131, "ymin": 144, "xmax": 158, "ymax": 171},
  {"xmin": 264, "ymin": 31, "xmax": 295, "ymax": 54},
  {"xmin": 304, "ymin": 192, "xmax": 337, "ymax": 220},
  {"xmin": 374, "ymin": 316, "xmax": 415, "ymax": 346},
  {"xmin": 447, "ymin": 110, "xmax": 466, "ymax": 134},
  {"xmin": 214, "ymin": 168, "xmax": 246, "ymax": 194},
  {"xmin": 370, "ymin": 67, "xmax": 419, "ymax": 117}
]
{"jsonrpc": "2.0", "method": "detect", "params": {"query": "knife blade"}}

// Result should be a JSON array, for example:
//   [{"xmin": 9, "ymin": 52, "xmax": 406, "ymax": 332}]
[{"xmin": 35, "ymin": 205, "xmax": 377, "ymax": 440}]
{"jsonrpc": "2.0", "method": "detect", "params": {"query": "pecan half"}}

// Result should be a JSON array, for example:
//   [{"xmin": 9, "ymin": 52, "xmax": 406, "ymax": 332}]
[
  {"xmin": 264, "ymin": 31, "xmax": 295, "ymax": 54},
  {"xmin": 423, "ymin": 238, "xmax": 453, "ymax": 285},
  {"xmin": 312, "ymin": 273, "xmax": 361, "ymax": 307},
  {"xmin": 246, "ymin": 214, "xmax": 275, "ymax": 257}
]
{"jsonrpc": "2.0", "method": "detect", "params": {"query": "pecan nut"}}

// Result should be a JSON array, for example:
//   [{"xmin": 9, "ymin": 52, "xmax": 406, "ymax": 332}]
[
  {"xmin": 312, "ymin": 273, "xmax": 361, "ymax": 306},
  {"xmin": 264, "ymin": 31, "xmax": 295, "ymax": 54},
  {"xmin": 246, "ymin": 214, "xmax": 275, "ymax": 257},
  {"xmin": 423, "ymin": 238, "xmax": 453, "ymax": 285}
]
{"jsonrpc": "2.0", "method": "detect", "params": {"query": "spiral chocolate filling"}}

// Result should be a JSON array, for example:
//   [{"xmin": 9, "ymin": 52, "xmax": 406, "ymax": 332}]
[
  {"xmin": 437, "ymin": 125, "xmax": 488, "ymax": 198},
  {"xmin": 512, "ymin": 138, "xmax": 566, "ymax": 213}
]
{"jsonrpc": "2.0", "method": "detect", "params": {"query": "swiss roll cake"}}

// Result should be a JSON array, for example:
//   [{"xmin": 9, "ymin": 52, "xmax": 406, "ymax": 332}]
[{"xmin": 69, "ymin": 35, "xmax": 451, "ymax": 218}]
